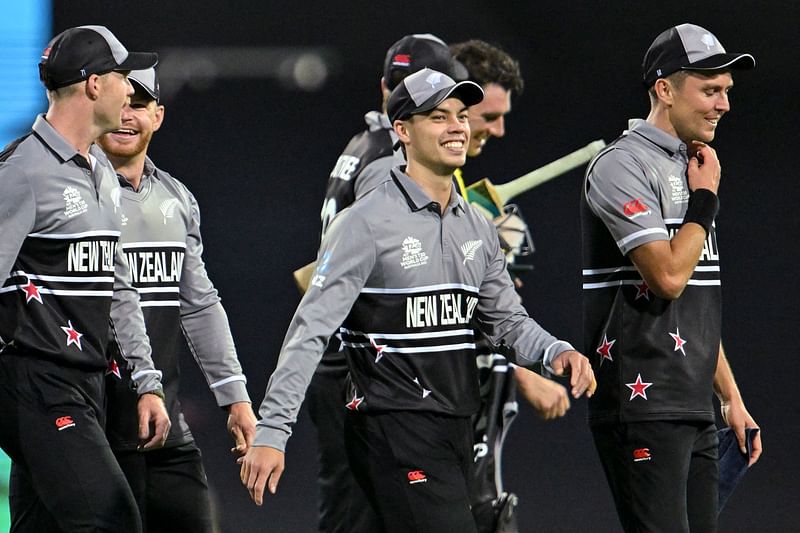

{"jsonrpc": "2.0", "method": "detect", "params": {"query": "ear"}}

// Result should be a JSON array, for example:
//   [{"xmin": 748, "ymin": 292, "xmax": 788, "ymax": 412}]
[
  {"xmin": 85, "ymin": 73, "xmax": 102, "ymax": 101},
  {"xmin": 152, "ymin": 104, "xmax": 165, "ymax": 132},
  {"xmin": 653, "ymin": 78, "xmax": 674, "ymax": 106},
  {"xmin": 393, "ymin": 119, "xmax": 410, "ymax": 145}
]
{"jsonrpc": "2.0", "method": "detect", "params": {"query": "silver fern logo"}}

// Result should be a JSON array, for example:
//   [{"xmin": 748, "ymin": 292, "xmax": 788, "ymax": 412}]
[
  {"xmin": 460, "ymin": 240, "xmax": 483, "ymax": 264},
  {"xmin": 159, "ymin": 199, "xmax": 179, "ymax": 224}
]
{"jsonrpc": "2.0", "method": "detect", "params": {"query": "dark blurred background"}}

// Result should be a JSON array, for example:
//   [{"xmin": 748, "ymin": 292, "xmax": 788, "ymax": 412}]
[{"xmin": 15, "ymin": 1, "xmax": 796, "ymax": 531}]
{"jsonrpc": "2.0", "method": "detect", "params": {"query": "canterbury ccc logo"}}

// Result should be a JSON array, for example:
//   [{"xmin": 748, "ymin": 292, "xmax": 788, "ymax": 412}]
[
  {"xmin": 407, "ymin": 470, "xmax": 427, "ymax": 484},
  {"xmin": 55, "ymin": 416, "xmax": 76, "ymax": 431},
  {"xmin": 633, "ymin": 448, "xmax": 651, "ymax": 462}
]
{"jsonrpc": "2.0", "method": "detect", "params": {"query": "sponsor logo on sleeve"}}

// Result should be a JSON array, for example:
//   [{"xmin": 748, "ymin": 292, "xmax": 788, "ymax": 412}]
[{"xmin": 622, "ymin": 198, "xmax": 651, "ymax": 219}]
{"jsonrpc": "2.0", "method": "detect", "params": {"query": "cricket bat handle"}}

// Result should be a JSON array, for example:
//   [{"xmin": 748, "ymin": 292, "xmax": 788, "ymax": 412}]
[{"xmin": 495, "ymin": 139, "xmax": 606, "ymax": 204}]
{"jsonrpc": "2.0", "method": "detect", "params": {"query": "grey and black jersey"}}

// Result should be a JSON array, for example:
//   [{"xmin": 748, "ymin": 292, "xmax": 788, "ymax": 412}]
[
  {"xmin": 256, "ymin": 167, "xmax": 572, "ymax": 450},
  {"xmin": 317, "ymin": 110, "xmax": 404, "ymax": 377},
  {"xmin": 581, "ymin": 119, "xmax": 721, "ymax": 426},
  {"xmin": 97, "ymin": 154, "xmax": 251, "ymax": 451},
  {"xmin": 0, "ymin": 115, "xmax": 161, "ymax": 394}
]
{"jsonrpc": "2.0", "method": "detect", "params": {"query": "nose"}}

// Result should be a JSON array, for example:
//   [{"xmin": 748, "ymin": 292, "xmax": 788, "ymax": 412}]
[
  {"xmin": 716, "ymin": 91, "xmax": 730, "ymax": 112},
  {"xmin": 488, "ymin": 116, "xmax": 505, "ymax": 138}
]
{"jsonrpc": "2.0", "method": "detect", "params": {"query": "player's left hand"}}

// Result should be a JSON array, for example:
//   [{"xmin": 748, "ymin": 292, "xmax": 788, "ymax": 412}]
[
  {"xmin": 240, "ymin": 446, "xmax": 285, "ymax": 506},
  {"xmin": 137, "ymin": 392, "xmax": 171, "ymax": 450},
  {"xmin": 721, "ymin": 400, "xmax": 762, "ymax": 466},
  {"xmin": 550, "ymin": 349, "xmax": 596, "ymax": 399},
  {"xmin": 227, "ymin": 401, "xmax": 258, "ymax": 456}
]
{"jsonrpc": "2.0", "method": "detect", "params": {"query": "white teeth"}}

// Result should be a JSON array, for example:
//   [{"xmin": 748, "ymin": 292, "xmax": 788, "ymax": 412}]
[
  {"xmin": 443, "ymin": 141, "xmax": 463, "ymax": 149},
  {"xmin": 114, "ymin": 129, "xmax": 136, "ymax": 135}
]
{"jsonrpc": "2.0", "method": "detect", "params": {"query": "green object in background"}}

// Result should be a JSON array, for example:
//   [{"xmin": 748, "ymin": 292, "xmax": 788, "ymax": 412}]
[{"xmin": 0, "ymin": 449, "xmax": 10, "ymax": 530}]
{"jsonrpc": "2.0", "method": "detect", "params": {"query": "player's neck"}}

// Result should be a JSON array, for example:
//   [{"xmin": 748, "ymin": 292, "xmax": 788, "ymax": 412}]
[
  {"xmin": 405, "ymin": 160, "xmax": 454, "ymax": 214},
  {"xmin": 45, "ymin": 105, "xmax": 101, "ymax": 159},
  {"xmin": 109, "ymin": 152, "xmax": 147, "ymax": 191},
  {"xmin": 645, "ymin": 107, "xmax": 680, "ymax": 141}
]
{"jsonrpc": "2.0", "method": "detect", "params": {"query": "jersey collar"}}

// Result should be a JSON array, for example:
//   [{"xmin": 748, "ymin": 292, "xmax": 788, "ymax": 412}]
[
  {"xmin": 627, "ymin": 118, "xmax": 687, "ymax": 157},
  {"xmin": 390, "ymin": 166, "xmax": 466, "ymax": 216},
  {"xmin": 32, "ymin": 114, "xmax": 90, "ymax": 169}
]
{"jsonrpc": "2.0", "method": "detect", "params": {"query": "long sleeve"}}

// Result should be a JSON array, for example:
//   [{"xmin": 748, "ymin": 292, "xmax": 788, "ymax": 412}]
[{"xmin": 178, "ymin": 190, "xmax": 249, "ymax": 406}]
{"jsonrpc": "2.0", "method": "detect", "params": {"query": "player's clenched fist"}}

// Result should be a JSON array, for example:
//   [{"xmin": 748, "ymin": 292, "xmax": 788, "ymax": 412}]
[
  {"xmin": 240, "ymin": 446, "xmax": 285, "ymax": 506},
  {"xmin": 549, "ymin": 349, "xmax": 596, "ymax": 398}
]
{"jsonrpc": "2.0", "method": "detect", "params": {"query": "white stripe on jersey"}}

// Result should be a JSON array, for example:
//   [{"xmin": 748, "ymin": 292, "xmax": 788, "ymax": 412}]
[
  {"xmin": 616, "ymin": 227, "xmax": 669, "ymax": 248},
  {"xmin": 121, "ymin": 241, "xmax": 187, "ymax": 249},
  {"xmin": 0, "ymin": 286, "xmax": 113, "ymax": 297},
  {"xmin": 11, "ymin": 271, "xmax": 115, "ymax": 283},
  {"xmin": 360, "ymin": 282, "xmax": 479, "ymax": 295},
  {"xmin": 583, "ymin": 278, "xmax": 720, "ymax": 289},
  {"xmin": 210, "ymin": 375, "xmax": 247, "ymax": 389},
  {"xmin": 582, "ymin": 266, "xmax": 638, "ymax": 275},
  {"xmin": 340, "ymin": 327, "xmax": 473, "ymax": 340},
  {"xmin": 140, "ymin": 301, "xmax": 181, "ymax": 308},
  {"xmin": 136, "ymin": 287, "xmax": 180, "ymax": 294},
  {"xmin": 27, "ymin": 230, "xmax": 121, "ymax": 239},
  {"xmin": 341, "ymin": 341, "xmax": 476, "ymax": 354}
]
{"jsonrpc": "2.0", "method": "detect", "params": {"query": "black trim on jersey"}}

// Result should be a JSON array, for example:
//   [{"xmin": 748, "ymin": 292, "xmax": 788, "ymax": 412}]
[{"xmin": 0, "ymin": 134, "xmax": 31, "ymax": 162}]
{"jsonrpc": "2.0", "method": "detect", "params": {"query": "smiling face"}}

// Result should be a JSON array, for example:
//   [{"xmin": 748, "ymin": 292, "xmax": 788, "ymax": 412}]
[
  {"xmin": 98, "ymin": 86, "xmax": 163, "ymax": 159},
  {"xmin": 466, "ymin": 83, "xmax": 511, "ymax": 157},
  {"xmin": 664, "ymin": 71, "xmax": 733, "ymax": 144},
  {"xmin": 400, "ymin": 97, "xmax": 470, "ymax": 176}
]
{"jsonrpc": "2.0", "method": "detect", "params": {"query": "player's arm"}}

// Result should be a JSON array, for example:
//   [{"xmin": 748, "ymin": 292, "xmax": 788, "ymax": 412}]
[
  {"xmin": 628, "ymin": 143, "xmax": 721, "ymax": 299},
  {"xmin": 474, "ymin": 218, "xmax": 593, "ymax": 398},
  {"xmin": 0, "ymin": 163, "xmax": 35, "ymax": 278},
  {"xmin": 176, "ymin": 186, "xmax": 255, "ymax": 453},
  {"xmin": 241, "ymin": 209, "xmax": 376, "ymax": 504},
  {"xmin": 514, "ymin": 366, "xmax": 570, "ymax": 420},
  {"xmin": 714, "ymin": 342, "xmax": 761, "ymax": 466},
  {"xmin": 109, "ymin": 239, "xmax": 170, "ymax": 449}
]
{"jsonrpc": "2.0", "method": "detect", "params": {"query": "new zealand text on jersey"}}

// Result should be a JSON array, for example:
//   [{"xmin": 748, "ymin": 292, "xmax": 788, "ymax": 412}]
[
  {"xmin": 68, "ymin": 240, "xmax": 116, "ymax": 272},
  {"xmin": 406, "ymin": 293, "xmax": 478, "ymax": 328},
  {"xmin": 668, "ymin": 226, "xmax": 719, "ymax": 261},
  {"xmin": 126, "ymin": 250, "xmax": 185, "ymax": 284}
]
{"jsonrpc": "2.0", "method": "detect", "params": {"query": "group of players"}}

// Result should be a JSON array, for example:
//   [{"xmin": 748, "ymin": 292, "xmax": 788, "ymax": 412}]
[{"xmin": 0, "ymin": 20, "xmax": 762, "ymax": 533}]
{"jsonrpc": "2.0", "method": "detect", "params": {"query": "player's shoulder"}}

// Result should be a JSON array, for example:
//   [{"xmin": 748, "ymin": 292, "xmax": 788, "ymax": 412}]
[{"xmin": 149, "ymin": 161, "xmax": 194, "ymax": 199}]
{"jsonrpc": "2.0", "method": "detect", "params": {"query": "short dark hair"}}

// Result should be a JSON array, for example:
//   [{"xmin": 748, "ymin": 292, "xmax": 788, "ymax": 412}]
[{"xmin": 450, "ymin": 40, "xmax": 524, "ymax": 96}]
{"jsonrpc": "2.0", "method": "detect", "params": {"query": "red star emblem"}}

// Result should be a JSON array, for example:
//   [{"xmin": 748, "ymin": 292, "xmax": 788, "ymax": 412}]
[
  {"xmin": 61, "ymin": 320, "xmax": 83, "ymax": 350},
  {"xmin": 370, "ymin": 337, "xmax": 387, "ymax": 363},
  {"xmin": 626, "ymin": 373, "xmax": 653, "ymax": 401},
  {"xmin": 345, "ymin": 393, "xmax": 364, "ymax": 411},
  {"xmin": 106, "ymin": 358, "xmax": 121, "ymax": 379},
  {"xmin": 669, "ymin": 327, "xmax": 687, "ymax": 356},
  {"xmin": 634, "ymin": 281, "xmax": 650, "ymax": 301},
  {"xmin": 22, "ymin": 280, "xmax": 43, "ymax": 304},
  {"xmin": 596, "ymin": 334, "xmax": 615, "ymax": 366}
]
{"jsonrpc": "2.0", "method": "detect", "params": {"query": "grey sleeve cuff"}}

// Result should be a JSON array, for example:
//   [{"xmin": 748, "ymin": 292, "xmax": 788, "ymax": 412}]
[
  {"xmin": 253, "ymin": 422, "xmax": 290, "ymax": 452},
  {"xmin": 210, "ymin": 376, "xmax": 251, "ymax": 407},
  {"xmin": 542, "ymin": 340, "xmax": 576, "ymax": 374}
]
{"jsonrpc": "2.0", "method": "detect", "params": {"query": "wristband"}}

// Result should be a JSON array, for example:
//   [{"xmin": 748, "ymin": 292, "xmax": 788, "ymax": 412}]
[{"xmin": 683, "ymin": 189, "xmax": 719, "ymax": 234}]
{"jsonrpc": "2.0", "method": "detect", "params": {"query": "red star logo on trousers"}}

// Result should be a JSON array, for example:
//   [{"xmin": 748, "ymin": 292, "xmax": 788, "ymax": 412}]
[
  {"xmin": 634, "ymin": 280, "xmax": 650, "ymax": 301},
  {"xmin": 626, "ymin": 373, "xmax": 652, "ymax": 401},
  {"xmin": 22, "ymin": 280, "xmax": 43, "ymax": 304},
  {"xmin": 669, "ymin": 327, "xmax": 687, "ymax": 356},
  {"xmin": 345, "ymin": 393, "xmax": 364, "ymax": 411},
  {"xmin": 370, "ymin": 337, "xmax": 386, "ymax": 363},
  {"xmin": 596, "ymin": 334, "xmax": 616, "ymax": 366},
  {"xmin": 106, "ymin": 358, "xmax": 121, "ymax": 379},
  {"xmin": 61, "ymin": 320, "xmax": 83, "ymax": 350}
]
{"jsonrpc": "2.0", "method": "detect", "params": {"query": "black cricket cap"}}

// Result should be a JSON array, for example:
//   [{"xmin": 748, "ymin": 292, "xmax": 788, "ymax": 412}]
[
  {"xmin": 39, "ymin": 25, "xmax": 158, "ymax": 90},
  {"xmin": 387, "ymin": 68, "xmax": 483, "ymax": 123},
  {"xmin": 383, "ymin": 33, "xmax": 468, "ymax": 91}
]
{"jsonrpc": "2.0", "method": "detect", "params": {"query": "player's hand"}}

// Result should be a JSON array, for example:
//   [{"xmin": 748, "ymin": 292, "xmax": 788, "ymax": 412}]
[
  {"xmin": 687, "ymin": 142, "xmax": 721, "ymax": 194},
  {"xmin": 227, "ymin": 401, "xmax": 258, "ymax": 457},
  {"xmin": 514, "ymin": 367, "xmax": 570, "ymax": 420},
  {"xmin": 137, "ymin": 392, "xmax": 171, "ymax": 450},
  {"xmin": 550, "ymin": 349, "xmax": 596, "ymax": 399},
  {"xmin": 240, "ymin": 446, "xmax": 285, "ymax": 506},
  {"xmin": 721, "ymin": 399, "xmax": 762, "ymax": 466}
]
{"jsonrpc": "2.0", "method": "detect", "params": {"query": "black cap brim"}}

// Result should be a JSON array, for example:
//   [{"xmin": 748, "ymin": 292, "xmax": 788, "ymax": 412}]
[{"xmin": 114, "ymin": 52, "xmax": 158, "ymax": 72}]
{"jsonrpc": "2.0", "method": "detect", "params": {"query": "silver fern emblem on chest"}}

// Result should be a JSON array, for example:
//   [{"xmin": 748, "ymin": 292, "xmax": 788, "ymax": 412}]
[
  {"xmin": 159, "ymin": 199, "xmax": 179, "ymax": 224},
  {"xmin": 460, "ymin": 240, "xmax": 483, "ymax": 264}
]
